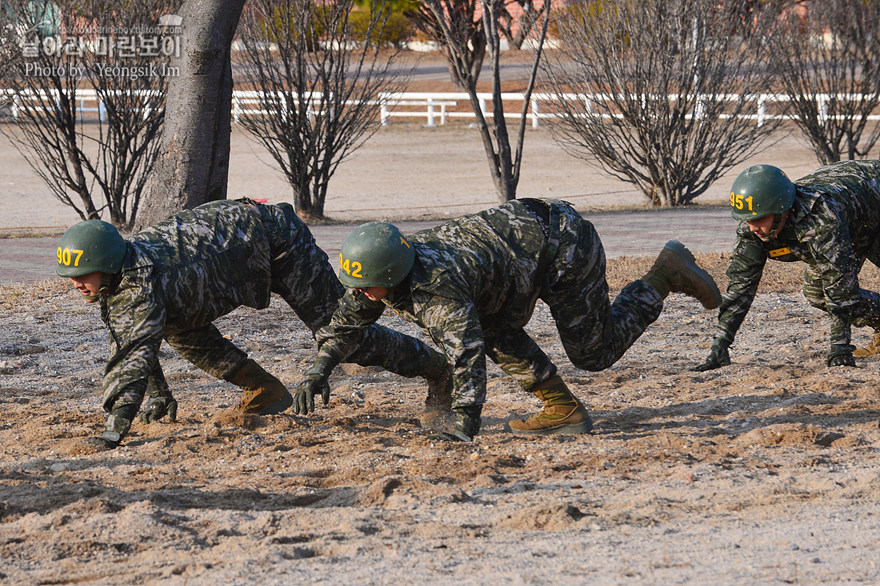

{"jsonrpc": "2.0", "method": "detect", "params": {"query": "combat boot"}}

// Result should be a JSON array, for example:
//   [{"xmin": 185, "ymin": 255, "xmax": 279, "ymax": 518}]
[
  {"xmin": 854, "ymin": 331, "xmax": 880, "ymax": 358},
  {"xmin": 86, "ymin": 410, "xmax": 134, "ymax": 450},
  {"xmin": 642, "ymin": 240, "xmax": 722, "ymax": 310},
  {"xmin": 507, "ymin": 376, "xmax": 593, "ymax": 436},
  {"xmin": 420, "ymin": 352, "xmax": 453, "ymax": 429},
  {"xmin": 226, "ymin": 359, "xmax": 293, "ymax": 415}
]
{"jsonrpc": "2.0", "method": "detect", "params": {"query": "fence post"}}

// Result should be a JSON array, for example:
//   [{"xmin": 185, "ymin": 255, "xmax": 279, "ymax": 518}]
[
  {"xmin": 757, "ymin": 95, "xmax": 766, "ymax": 127},
  {"xmin": 531, "ymin": 97, "xmax": 540, "ymax": 129},
  {"xmin": 425, "ymin": 99, "xmax": 436, "ymax": 128},
  {"xmin": 232, "ymin": 94, "xmax": 241, "ymax": 124}
]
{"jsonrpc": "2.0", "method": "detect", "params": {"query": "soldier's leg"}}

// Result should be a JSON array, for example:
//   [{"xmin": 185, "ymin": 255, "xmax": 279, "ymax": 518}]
[
  {"xmin": 800, "ymin": 262, "xmax": 880, "ymax": 326},
  {"xmin": 483, "ymin": 328, "xmax": 592, "ymax": 436},
  {"xmin": 543, "ymin": 215, "xmax": 664, "ymax": 372},
  {"xmin": 849, "ymin": 255, "xmax": 880, "ymax": 356},
  {"xmin": 165, "ymin": 324, "xmax": 292, "ymax": 415}
]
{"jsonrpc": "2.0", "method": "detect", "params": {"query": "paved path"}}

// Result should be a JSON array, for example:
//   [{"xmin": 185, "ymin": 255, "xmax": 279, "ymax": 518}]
[{"xmin": 0, "ymin": 207, "xmax": 735, "ymax": 285}]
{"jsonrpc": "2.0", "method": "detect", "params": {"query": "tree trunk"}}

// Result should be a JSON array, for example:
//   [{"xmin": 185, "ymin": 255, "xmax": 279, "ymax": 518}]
[{"xmin": 135, "ymin": 0, "xmax": 245, "ymax": 231}]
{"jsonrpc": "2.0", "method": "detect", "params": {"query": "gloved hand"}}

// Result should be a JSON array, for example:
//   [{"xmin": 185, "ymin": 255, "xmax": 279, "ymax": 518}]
[
  {"xmin": 827, "ymin": 344, "xmax": 856, "ymax": 367},
  {"xmin": 691, "ymin": 338, "xmax": 731, "ymax": 372},
  {"xmin": 427, "ymin": 405, "xmax": 482, "ymax": 443},
  {"xmin": 139, "ymin": 392, "xmax": 178, "ymax": 423},
  {"xmin": 292, "ymin": 368, "xmax": 331, "ymax": 415}
]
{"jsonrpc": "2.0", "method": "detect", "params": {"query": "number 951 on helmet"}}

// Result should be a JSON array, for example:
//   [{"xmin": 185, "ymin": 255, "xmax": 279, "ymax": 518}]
[{"xmin": 338, "ymin": 222, "xmax": 415, "ymax": 288}]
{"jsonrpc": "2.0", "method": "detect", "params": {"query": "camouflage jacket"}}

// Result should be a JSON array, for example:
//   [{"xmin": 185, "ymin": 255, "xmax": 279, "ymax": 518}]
[
  {"xmin": 718, "ymin": 160, "xmax": 880, "ymax": 346},
  {"xmin": 99, "ymin": 200, "xmax": 278, "ymax": 409},
  {"xmin": 315, "ymin": 200, "xmax": 557, "ymax": 405}
]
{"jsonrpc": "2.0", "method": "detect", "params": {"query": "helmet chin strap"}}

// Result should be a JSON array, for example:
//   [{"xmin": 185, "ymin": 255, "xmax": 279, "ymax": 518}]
[
  {"xmin": 768, "ymin": 213, "xmax": 783, "ymax": 239},
  {"xmin": 83, "ymin": 273, "xmax": 116, "ymax": 303}
]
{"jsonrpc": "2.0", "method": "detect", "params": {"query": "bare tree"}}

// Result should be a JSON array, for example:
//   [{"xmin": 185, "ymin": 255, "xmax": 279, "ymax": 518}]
[
  {"xmin": 236, "ymin": 0, "xmax": 411, "ymax": 220},
  {"xmin": 0, "ymin": 0, "xmax": 176, "ymax": 229},
  {"xmin": 772, "ymin": 0, "xmax": 880, "ymax": 164},
  {"xmin": 498, "ymin": 0, "xmax": 548, "ymax": 50},
  {"xmin": 416, "ymin": 0, "xmax": 551, "ymax": 202},
  {"xmin": 544, "ymin": 0, "xmax": 785, "ymax": 207},
  {"xmin": 406, "ymin": 0, "xmax": 486, "ymax": 87},
  {"xmin": 134, "ymin": 0, "xmax": 245, "ymax": 230}
]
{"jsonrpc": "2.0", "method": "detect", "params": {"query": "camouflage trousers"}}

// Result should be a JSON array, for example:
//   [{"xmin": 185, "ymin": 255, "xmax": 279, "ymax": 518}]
[
  {"xmin": 803, "ymin": 256, "xmax": 880, "ymax": 338},
  {"xmin": 484, "ymin": 202, "xmax": 664, "ymax": 394},
  {"xmin": 125, "ymin": 202, "xmax": 438, "ymax": 409}
]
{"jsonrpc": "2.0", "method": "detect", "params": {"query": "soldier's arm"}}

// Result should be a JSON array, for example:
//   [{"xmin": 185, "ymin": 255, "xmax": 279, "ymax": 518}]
[
  {"xmin": 101, "ymin": 283, "xmax": 166, "ymax": 415},
  {"xmin": 715, "ymin": 231, "xmax": 768, "ymax": 344},
  {"xmin": 312, "ymin": 288, "xmax": 387, "ymax": 375},
  {"xmin": 416, "ymin": 293, "xmax": 487, "ymax": 409}
]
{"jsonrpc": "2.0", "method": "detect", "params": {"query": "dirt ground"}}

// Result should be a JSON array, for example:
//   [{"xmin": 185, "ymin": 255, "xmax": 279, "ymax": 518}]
[
  {"xmin": 2, "ymin": 256, "xmax": 880, "ymax": 584},
  {"xmin": 2, "ymin": 97, "xmax": 880, "ymax": 582}
]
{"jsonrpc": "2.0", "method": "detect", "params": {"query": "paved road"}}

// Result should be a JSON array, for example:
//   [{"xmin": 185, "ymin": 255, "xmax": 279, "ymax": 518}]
[{"xmin": 0, "ymin": 207, "xmax": 736, "ymax": 285}]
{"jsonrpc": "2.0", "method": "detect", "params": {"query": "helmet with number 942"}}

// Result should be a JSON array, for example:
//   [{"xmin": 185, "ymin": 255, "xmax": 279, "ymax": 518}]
[
  {"xmin": 729, "ymin": 164, "xmax": 796, "ymax": 221},
  {"xmin": 338, "ymin": 222, "xmax": 415, "ymax": 288},
  {"xmin": 56, "ymin": 220, "xmax": 127, "ymax": 278}
]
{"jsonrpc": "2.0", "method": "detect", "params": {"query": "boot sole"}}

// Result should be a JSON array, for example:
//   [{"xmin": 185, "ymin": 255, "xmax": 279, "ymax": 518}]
[
  {"xmin": 663, "ymin": 240, "xmax": 722, "ymax": 309},
  {"xmin": 257, "ymin": 391, "xmax": 293, "ymax": 415},
  {"xmin": 506, "ymin": 417, "xmax": 593, "ymax": 436}
]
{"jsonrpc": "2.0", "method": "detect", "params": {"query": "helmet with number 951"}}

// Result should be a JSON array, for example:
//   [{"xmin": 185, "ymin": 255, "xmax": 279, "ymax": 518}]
[
  {"xmin": 56, "ymin": 220, "xmax": 127, "ymax": 278},
  {"xmin": 338, "ymin": 222, "xmax": 415, "ymax": 288},
  {"xmin": 730, "ymin": 164, "xmax": 796, "ymax": 221}
]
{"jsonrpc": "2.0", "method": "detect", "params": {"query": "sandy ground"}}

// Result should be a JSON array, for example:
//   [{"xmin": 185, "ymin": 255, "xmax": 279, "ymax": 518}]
[{"xmin": 2, "ymin": 115, "xmax": 880, "ymax": 584}]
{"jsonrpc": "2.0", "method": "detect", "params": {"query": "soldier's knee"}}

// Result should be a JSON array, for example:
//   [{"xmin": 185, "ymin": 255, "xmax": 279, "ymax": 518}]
[{"xmin": 570, "ymin": 354, "xmax": 614, "ymax": 372}]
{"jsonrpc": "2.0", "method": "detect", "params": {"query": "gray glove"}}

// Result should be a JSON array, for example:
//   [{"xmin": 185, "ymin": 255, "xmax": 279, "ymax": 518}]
[
  {"xmin": 428, "ymin": 405, "xmax": 482, "ymax": 442},
  {"xmin": 292, "ymin": 366, "xmax": 331, "ymax": 415},
  {"xmin": 691, "ymin": 338, "xmax": 731, "ymax": 372},
  {"xmin": 139, "ymin": 392, "xmax": 178, "ymax": 424},
  {"xmin": 827, "ymin": 344, "xmax": 856, "ymax": 367}
]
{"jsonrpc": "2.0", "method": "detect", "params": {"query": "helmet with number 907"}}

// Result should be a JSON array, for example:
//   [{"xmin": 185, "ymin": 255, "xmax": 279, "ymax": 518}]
[
  {"xmin": 729, "ymin": 164, "xmax": 796, "ymax": 221},
  {"xmin": 338, "ymin": 222, "xmax": 415, "ymax": 288},
  {"xmin": 56, "ymin": 220, "xmax": 127, "ymax": 278}
]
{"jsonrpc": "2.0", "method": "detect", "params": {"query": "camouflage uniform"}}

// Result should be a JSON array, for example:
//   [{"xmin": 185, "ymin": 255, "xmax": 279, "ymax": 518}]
[
  {"xmin": 314, "ymin": 198, "xmax": 664, "ymax": 409},
  {"xmin": 100, "ymin": 199, "xmax": 438, "ymax": 416},
  {"xmin": 717, "ymin": 160, "xmax": 880, "ymax": 348}
]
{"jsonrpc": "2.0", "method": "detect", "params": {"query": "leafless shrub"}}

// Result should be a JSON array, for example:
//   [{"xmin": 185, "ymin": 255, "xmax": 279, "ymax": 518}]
[
  {"xmin": 543, "ymin": 0, "xmax": 785, "ymax": 207},
  {"xmin": 236, "ymin": 0, "xmax": 412, "ymax": 220}
]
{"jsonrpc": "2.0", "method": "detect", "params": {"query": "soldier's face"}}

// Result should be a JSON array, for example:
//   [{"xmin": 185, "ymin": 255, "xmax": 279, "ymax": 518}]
[
  {"xmin": 746, "ymin": 212, "xmax": 788, "ymax": 241},
  {"xmin": 358, "ymin": 287, "xmax": 388, "ymax": 302},
  {"xmin": 69, "ymin": 271, "xmax": 103, "ymax": 301}
]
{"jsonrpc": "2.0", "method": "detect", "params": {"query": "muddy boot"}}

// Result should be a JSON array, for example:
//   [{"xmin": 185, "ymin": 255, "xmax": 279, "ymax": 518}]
[
  {"xmin": 642, "ymin": 240, "xmax": 722, "ymax": 309},
  {"xmin": 86, "ymin": 409, "xmax": 134, "ymax": 450},
  {"xmin": 853, "ymin": 331, "xmax": 880, "ymax": 358},
  {"xmin": 225, "ymin": 359, "xmax": 293, "ymax": 415},
  {"xmin": 420, "ymin": 352, "xmax": 453, "ymax": 429},
  {"xmin": 507, "ymin": 376, "xmax": 593, "ymax": 436}
]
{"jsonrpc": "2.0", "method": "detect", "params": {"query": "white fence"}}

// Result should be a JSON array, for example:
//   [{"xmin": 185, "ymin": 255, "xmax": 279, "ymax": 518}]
[{"xmin": 4, "ymin": 88, "xmax": 880, "ymax": 128}]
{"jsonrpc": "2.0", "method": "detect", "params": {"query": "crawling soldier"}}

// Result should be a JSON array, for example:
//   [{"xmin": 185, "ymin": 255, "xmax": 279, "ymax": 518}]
[
  {"xmin": 56, "ymin": 199, "xmax": 449, "ymax": 449},
  {"xmin": 292, "ymin": 198, "xmax": 721, "ymax": 441}
]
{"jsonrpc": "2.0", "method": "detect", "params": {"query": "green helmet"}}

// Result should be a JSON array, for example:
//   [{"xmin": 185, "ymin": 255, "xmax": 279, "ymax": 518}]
[
  {"xmin": 729, "ymin": 164, "xmax": 796, "ymax": 221},
  {"xmin": 56, "ymin": 220, "xmax": 127, "ymax": 278},
  {"xmin": 338, "ymin": 221, "xmax": 415, "ymax": 288}
]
